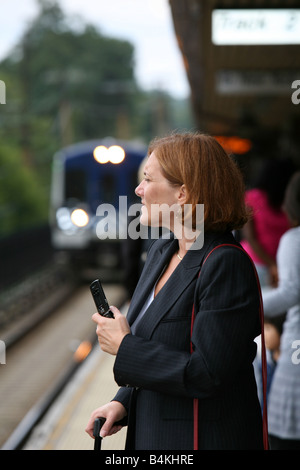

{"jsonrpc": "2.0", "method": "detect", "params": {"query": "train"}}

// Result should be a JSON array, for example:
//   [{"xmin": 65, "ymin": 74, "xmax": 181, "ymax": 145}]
[{"xmin": 49, "ymin": 137, "xmax": 147, "ymax": 279}]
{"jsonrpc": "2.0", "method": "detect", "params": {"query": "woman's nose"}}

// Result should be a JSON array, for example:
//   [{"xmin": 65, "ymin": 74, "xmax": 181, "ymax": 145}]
[{"xmin": 135, "ymin": 181, "xmax": 143, "ymax": 197}]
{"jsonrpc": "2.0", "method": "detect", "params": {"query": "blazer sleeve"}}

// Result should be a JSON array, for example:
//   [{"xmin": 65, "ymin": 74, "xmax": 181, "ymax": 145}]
[
  {"xmin": 111, "ymin": 384, "xmax": 132, "ymax": 409},
  {"xmin": 113, "ymin": 245, "xmax": 261, "ymax": 400}
]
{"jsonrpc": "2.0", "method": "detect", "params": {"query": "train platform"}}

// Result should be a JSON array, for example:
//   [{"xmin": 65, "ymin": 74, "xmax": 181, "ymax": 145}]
[{"xmin": 23, "ymin": 307, "xmax": 129, "ymax": 451}]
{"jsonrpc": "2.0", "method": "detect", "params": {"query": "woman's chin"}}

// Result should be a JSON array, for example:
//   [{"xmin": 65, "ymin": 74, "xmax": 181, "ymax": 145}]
[
  {"xmin": 139, "ymin": 206, "xmax": 150, "ymax": 226},
  {"xmin": 139, "ymin": 213, "xmax": 150, "ymax": 226}
]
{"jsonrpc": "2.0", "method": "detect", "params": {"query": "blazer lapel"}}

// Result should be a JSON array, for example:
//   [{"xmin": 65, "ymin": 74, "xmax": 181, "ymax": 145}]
[
  {"xmin": 135, "ymin": 261, "xmax": 200, "ymax": 340},
  {"xmin": 126, "ymin": 236, "xmax": 177, "ymax": 326},
  {"xmin": 128, "ymin": 232, "xmax": 219, "ymax": 340}
]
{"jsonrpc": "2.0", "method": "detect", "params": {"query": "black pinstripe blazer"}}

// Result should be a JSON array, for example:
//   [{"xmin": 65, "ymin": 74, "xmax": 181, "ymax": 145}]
[{"xmin": 113, "ymin": 231, "xmax": 264, "ymax": 450}]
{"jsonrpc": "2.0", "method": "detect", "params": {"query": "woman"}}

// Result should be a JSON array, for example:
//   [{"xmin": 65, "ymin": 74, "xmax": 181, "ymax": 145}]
[
  {"xmin": 262, "ymin": 171, "xmax": 300, "ymax": 450},
  {"xmin": 85, "ymin": 132, "xmax": 264, "ymax": 450}
]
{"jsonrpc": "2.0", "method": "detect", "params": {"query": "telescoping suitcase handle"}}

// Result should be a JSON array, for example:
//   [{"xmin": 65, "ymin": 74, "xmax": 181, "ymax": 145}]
[{"xmin": 93, "ymin": 417, "xmax": 105, "ymax": 450}]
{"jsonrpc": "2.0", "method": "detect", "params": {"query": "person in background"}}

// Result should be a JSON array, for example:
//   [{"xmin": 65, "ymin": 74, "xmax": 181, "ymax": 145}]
[
  {"xmin": 241, "ymin": 158, "xmax": 294, "ymax": 288},
  {"xmin": 254, "ymin": 313, "xmax": 286, "ymax": 411},
  {"xmin": 262, "ymin": 171, "xmax": 300, "ymax": 450},
  {"xmin": 86, "ymin": 132, "xmax": 265, "ymax": 450}
]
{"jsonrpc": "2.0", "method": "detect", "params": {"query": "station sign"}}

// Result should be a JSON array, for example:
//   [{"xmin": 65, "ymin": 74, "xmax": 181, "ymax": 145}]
[
  {"xmin": 216, "ymin": 70, "xmax": 300, "ymax": 95},
  {"xmin": 212, "ymin": 9, "xmax": 300, "ymax": 45}
]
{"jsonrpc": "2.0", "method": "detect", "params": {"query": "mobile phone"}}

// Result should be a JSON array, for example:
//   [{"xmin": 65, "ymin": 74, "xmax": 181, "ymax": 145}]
[{"xmin": 90, "ymin": 279, "xmax": 114, "ymax": 318}]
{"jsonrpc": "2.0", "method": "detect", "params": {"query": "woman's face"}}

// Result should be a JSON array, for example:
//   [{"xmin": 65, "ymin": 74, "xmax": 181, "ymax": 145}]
[{"xmin": 135, "ymin": 151, "xmax": 180, "ymax": 228}]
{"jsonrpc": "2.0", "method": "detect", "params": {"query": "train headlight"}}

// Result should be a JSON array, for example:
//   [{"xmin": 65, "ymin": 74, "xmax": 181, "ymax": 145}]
[
  {"xmin": 93, "ymin": 145, "xmax": 110, "ymax": 164},
  {"xmin": 108, "ymin": 145, "xmax": 125, "ymax": 164},
  {"xmin": 56, "ymin": 207, "xmax": 73, "ymax": 231},
  {"xmin": 93, "ymin": 145, "xmax": 125, "ymax": 164},
  {"xmin": 71, "ymin": 208, "xmax": 89, "ymax": 227}
]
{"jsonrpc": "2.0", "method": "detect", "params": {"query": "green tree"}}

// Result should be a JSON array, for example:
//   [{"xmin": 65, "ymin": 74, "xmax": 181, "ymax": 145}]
[
  {"xmin": 0, "ymin": 0, "xmax": 140, "ymax": 235},
  {"xmin": 0, "ymin": 143, "xmax": 47, "ymax": 237},
  {"xmin": 0, "ymin": 0, "xmax": 193, "ymax": 236}
]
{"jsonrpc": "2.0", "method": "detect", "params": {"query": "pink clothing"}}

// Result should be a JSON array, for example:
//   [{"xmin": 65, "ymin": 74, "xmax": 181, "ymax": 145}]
[{"xmin": 241, "ymin": 188, "xmax": 290, "ymax": 265}]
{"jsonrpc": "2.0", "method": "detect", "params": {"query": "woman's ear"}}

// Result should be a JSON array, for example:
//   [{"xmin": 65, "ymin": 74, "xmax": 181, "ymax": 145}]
[{"xmin": 177, "ymin": 184, "xmax": 188, "ymax": 205}]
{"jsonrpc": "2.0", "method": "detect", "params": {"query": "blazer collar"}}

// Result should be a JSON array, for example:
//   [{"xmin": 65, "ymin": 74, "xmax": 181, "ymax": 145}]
[
  {"xmin": 126, "ymin": 231, "xmax": 220, "ymax": 339},
  {"xmin": 126, "ymin": 235, "xmax": 176, "ymax": 326}
]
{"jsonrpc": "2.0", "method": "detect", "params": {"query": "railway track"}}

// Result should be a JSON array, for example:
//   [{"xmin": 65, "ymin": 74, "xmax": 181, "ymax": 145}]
[
  {"xmin": 0, "ymin": 282, "xmax": 126, "ymax": 449},
  {"xmin": 0, "ymin": 261, "xmax": 77, "ymax": 346}
]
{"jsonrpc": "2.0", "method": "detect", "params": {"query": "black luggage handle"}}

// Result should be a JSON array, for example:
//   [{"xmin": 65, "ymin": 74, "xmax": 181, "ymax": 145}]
[{"xmin": 93, "ymin": 417, "xmax": 105, "ymax": 450}]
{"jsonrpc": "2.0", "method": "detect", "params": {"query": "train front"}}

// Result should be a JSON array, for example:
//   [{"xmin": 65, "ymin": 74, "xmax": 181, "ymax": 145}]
[{"xmin": 49, "ymin": 138, "xmax": 146, "ymax": 279}]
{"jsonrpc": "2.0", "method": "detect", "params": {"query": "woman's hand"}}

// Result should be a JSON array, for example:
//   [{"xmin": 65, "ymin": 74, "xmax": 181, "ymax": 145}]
[
  {"xmin": 85, "ymin": 401, "xmax": 127, "ymax": 438},
  {"xmin": 92, "ymin": 306, "xmax": 131, "ymax": 355}
]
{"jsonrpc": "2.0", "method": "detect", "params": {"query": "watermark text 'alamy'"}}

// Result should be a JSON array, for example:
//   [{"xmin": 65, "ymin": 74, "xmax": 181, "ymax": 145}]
[{"xmin": 95, "ymin": 197, "xmax": 204, "ymax": 250}]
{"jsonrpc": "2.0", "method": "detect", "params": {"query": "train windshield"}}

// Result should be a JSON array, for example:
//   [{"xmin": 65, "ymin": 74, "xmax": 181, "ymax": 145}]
[
  {"xmin": 65, "ymin": 169, "xmax": 86, "ymax": 201},
  {"xmin": 100, "ymin": 173, "xmax": 116, "ymax": 204}
]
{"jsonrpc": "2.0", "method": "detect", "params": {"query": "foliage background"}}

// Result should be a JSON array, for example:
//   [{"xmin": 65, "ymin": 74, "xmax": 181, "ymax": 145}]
[{"xmin": 0, "ymin": 0, "xmax": 194, "ymax": 237}]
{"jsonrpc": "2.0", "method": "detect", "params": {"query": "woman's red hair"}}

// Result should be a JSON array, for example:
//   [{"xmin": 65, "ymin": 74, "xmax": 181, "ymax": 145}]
[{"xmin": 148, "ymin": 132, "xmax": 249, "ymax": 232}]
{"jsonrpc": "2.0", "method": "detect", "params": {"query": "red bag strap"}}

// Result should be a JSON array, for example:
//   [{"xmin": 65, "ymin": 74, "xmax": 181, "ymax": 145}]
[
  {"xmin": 190, "ymin": 304, "xmax": 198, "ymax": 449},
  {"xmin": 190, "ymin": 243, "xmax": 269, "ymax": 450}
]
